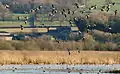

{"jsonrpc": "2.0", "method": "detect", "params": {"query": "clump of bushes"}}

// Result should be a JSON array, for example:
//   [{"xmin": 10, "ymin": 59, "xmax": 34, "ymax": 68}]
[{"xmin": 0, "ymin": 40, "xmax": 14, "ymax": 50}]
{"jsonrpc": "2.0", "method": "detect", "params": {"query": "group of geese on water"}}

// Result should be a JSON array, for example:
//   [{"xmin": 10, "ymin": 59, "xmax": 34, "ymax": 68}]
[{"xmin": 0, "ymin": 64, "xmax": 114, "ymax": 74}]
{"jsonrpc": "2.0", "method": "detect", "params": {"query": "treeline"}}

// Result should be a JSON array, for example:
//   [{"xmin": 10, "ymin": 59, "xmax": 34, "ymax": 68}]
[{"xmin": 0, "ymin": 33, "xmax": 119, "ymax": 51}]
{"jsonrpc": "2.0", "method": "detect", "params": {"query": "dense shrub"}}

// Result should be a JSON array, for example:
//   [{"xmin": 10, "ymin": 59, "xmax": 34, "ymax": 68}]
[{"xmin": 0, "ymin": 32, "xmax": 119, "ymax": 51}]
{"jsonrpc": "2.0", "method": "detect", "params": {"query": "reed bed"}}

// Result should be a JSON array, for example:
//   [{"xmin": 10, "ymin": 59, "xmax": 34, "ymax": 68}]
[{"xmin": 0, "ymin": 51, "xmax": 120, "ymax": 65}]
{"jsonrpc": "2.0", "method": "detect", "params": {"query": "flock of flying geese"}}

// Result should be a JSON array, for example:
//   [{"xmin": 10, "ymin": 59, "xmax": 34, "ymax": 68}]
[{"xmin": 3, "ymin": 1, "xmax": 118, "ymax": 33}]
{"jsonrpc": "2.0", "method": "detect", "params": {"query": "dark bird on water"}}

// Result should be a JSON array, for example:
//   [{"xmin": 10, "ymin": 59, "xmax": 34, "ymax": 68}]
[{"xmin": 43, "ymin": 70, "xmax": 45, "ymax": 72}]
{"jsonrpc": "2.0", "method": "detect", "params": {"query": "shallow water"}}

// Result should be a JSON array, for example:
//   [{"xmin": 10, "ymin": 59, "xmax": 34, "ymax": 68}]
[{"xmin": 0, "ymin": 64, "xmax": 119, "ymax": 74}]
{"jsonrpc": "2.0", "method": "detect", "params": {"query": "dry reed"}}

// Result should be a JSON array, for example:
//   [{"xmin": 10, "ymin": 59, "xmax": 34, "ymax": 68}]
[{"xmin": 0, "ymin": 51, "xmax": 120, "ymax": 65}]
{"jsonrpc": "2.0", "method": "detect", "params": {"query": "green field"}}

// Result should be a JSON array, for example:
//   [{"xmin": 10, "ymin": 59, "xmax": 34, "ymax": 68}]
[
  {"xmin": 0, "ymin": 21, "xmax": 29, "ymax": 26},
  {"xmin": 0, "ymin": 13, "xmax": 72, "ymax": 26}
]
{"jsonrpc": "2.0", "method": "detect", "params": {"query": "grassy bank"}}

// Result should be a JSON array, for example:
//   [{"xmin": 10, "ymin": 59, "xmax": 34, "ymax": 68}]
[{"xmin": 0, "ymin": 51, "xmax": 120, "ymax": 65}]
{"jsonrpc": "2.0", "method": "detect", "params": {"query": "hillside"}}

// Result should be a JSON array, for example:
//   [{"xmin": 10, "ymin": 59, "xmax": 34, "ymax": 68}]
[{"xmin": 88, "ymin": 0, "xmax": 120, "ymax": 12}]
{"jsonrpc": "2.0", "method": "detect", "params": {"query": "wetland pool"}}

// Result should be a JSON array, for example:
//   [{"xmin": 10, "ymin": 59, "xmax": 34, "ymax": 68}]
[{"xmin": 0, "ymin": 64, "xmax": 119, "ymax": 74}]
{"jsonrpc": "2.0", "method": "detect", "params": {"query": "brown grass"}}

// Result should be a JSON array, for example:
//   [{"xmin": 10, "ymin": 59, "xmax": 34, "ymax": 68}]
[{"xmin": 0, "ymin": 51, "xmax": 120, "ymax": 65}]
